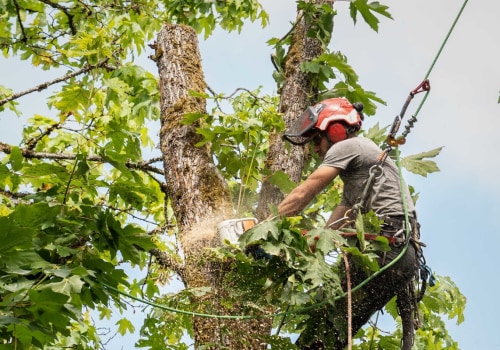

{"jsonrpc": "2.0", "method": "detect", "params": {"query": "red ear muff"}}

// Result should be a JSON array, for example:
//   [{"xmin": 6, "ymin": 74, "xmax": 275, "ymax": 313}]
[{"xmin": 327, "ymin": 123, "xmax": 347, "ymax": 143}]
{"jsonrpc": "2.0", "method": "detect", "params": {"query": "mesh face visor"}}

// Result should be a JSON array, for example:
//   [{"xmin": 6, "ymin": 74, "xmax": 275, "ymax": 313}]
[{"xmin": 283, "ymin": 107, "xmax": 319, "ymax": 145}]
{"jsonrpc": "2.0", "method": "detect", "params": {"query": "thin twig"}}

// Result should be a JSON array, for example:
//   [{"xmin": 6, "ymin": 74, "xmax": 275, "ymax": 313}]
[
  {"xmin": 104, "ymin": 204, "xmax": 159, "ymax": 226},
  {"xmin": 205, "ymin": 85, "xmax": 274, "ymax": 114},
  {"xmin": 12, "ymin": 0, "xmax": 27, "ymax": 43},
  {"xmin": 63, "ymin": 158, "xmax": 78, "ymax": 205},
  {"xmin": 37, "ymin": 0, "xmax": 77, "ymax": 35},
  {"xmin": 142, "ymin": 156, "xmax": 163, "ymax": 165},
  {"xmin": 274, "ymin": 305, "xmax": 290, "ymax": 336},
  {"xmin": 26, "ymin": 122, "xmax": 60, "ymax": 150},
  {"xmin": 0, "ymin": 58, "xmax": 110, "ymax": 107}
]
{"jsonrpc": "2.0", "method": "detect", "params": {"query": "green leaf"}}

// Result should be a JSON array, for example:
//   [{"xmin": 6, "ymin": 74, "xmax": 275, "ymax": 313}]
[
  {"xmin": 48, "ymin": 85, "xmax": 91, "ymax": 115},
  {"xmin": 401, "ymin": 147, "xmax": 443, "ymax": 177},
  {"xmin": 239, "ymin": 220, "xmax": 280, "ymax": 246},
  {"xmin": 343, "ymin": 246, "xmax": 380, "ymax": 272},
  {"xmin": 109, "ymin": 181, "xmax": 144, "ymax": 209},
  {"xmin": 355, "ymin": 213, "xmax": 366, "ymax": 250},
  {"xmin": 101, "ymin": 148, "xmax": 133, "ymax": 178},
  {"xmin": 48, "ymin": 275, "xmax": 85, "ymax": 296},
  {"xmin": 182, "ymin": 112, "xmax": 207, "ymax": 125},
  {"xmin": 350, "ymin": 0, "xmax": 392, "ymax": 32},
  {"xmin": 266, "ymin": 170, "xmax": 297, "ymax": 194},
  {"xmin": 27, "ymin": 289, "xmax": 74, "ymax": 326},
  {"xmin": 104, "ymin": 77, "xmax": 132, "ymax": 95},
  {"xmin": 0, "ymin": 217, "xmax": 32, "ymax": 253},
  {"xmin": 0, "ymin": 315, "xmax": 22, "ymax": 326},
  {"xmin": 300, "ymin": 258, "xmax": 331, "ymax": 286},
  {"xmin": 75, "ymin": 153, "xmax": 91, "ymax": 183},
  {"xmin": 22, "ymin": 163, "xmax": 69, "ymax": 178},
  {"xmin": 116, "ymin": 317, "xmax": 135, "ymax": 336},
  {"xmin": 363, "ymin": 122, "xmax": 389, "ymax": 145},
  {"xmin": 9, "ymin": 146, "xmax": 24, "ymax": 171},
  {"xmin": 1, "ymin": 251, "xmax": 50, "ymax": 272},
  {"xmin": 309, "ymin": 228, "xmax": 345, "ymax": 254},
  {"xmin": 98, "ymin": 304, "xmax": 113, "ymax": 320}
]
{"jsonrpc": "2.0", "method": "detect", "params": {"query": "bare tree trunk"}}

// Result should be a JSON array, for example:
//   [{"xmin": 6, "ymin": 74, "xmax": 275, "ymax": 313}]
[
  {"xmin": 255, "ymin": 0, "xmax": 333, "ymax": 220},
  {"xmin": 155, "ymin": 23, "xmax": 271, "ymax": 349}
]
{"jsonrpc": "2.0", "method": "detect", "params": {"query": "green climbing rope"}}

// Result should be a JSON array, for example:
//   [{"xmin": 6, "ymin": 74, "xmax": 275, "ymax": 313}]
[{"xmin": 412, "ymin": 0, "xmax": 469, "ymax": 120}]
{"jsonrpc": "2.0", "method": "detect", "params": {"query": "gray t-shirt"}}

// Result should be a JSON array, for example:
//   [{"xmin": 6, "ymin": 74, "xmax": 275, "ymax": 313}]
[{"xmin": 321, "ymin": 137, "xmax": 415, "ymax": 218}]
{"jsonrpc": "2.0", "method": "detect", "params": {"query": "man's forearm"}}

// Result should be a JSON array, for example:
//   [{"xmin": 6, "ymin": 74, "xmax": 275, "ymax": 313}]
[{"xmin": 277, "ymin": 188, "xmax": 315, "ymax": 217}]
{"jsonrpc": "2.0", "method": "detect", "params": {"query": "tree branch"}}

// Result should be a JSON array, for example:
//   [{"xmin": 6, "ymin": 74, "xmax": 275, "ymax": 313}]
[
  {"xmin": 0, "ymin": 189, "xmax": 31, "ymax": 207},
  {"xmin": 0, "ymin": 141, "xmax": 164, "ymax": 175},
  {"xmin": 206, "ymin": 85, "xmax": 274, "ymax": 114},
  {"xmin": 150, "ymin": 248, "xmax": 185, "ymax": 278},
  {"xmin": 0, "ymin": 58, "xmax": 110, "ymax": 107}
]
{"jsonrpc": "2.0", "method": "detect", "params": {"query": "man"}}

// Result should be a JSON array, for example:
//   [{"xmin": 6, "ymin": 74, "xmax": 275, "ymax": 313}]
[{"xmin": 278, "ymin": 97, "xmax": 418, "ymax": 349}]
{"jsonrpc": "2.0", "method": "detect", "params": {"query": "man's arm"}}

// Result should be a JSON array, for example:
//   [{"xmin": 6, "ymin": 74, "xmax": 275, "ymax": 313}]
[{"xmin": 277, "ymin": 165, "xmax": 340, "ymax": 217}]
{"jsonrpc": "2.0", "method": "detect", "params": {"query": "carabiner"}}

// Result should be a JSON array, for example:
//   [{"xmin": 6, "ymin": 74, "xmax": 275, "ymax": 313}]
[{"xmin": 410, "ymin": 79, "xmax": 431, "ymax": 96}]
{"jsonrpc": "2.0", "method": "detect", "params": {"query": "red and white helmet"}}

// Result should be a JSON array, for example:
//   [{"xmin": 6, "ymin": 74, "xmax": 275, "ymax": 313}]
[{"xmin": 284, "ymin": 98, "xmax": 364, "ymax": 145}]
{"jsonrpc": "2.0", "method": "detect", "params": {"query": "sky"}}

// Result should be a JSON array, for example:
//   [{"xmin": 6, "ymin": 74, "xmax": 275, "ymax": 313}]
[{"xmin": 1, "ymin": 0, "xmax": 500, "ymax": 349}]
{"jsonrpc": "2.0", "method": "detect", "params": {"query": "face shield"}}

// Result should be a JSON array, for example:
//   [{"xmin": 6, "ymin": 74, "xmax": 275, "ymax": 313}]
[{"xmin": 282, "ymin": 106, "xmax": 319, "ymax": 145}]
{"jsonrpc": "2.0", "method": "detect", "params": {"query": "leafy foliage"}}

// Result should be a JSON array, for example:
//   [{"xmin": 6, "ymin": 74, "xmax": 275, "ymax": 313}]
[
  {"xmin": 212, "ymin": 216, "xmax": 464, "ymax": 349},
  {"xmin": 163, "ymin": 0, "xmax": 269, "ymax": 38},
  {"xmin": 0, "ymin": 0, "xmax": 464, "ymax": 349},
  {"xmin": 0, "ymin": 1, "xmax": 171, "ymax": 347},
  {"xmin": 184, "ymin": 89, "xmax": 284, "ymax": 214},
  {"xmin": 349, "ymin": 0, "xmax": 393, "ymax": 32}
]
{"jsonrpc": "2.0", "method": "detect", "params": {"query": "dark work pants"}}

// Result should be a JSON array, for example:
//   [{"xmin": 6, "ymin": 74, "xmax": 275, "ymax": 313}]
[{"xmin": 296, "ymin": 243, "xmax": 416, "ymax": 350}]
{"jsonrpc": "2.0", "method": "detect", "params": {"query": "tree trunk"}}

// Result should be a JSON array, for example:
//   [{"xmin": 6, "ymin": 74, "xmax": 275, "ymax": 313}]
[
  {"xmin": 155, "ymin": 23, "xmax": 271, "ymax": 349},
  {"xmin": 255, "ymin": 0, "xmax": 332, "ymax": 220}
]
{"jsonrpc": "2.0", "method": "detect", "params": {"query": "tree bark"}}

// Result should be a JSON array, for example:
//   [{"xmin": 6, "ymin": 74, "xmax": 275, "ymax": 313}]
[
  {"xmin": 255, "ymin": 0, "xmax": 332, "ymax": 220},
  {"xmin": 156, "ymin": 23, "xmax": 271, "ymax": 349}
]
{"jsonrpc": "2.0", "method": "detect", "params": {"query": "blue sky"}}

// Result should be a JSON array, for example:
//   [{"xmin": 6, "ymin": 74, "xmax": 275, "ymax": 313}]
[{"xmin": 1, "ymin": 0, "xmax": 499, "ymax": 349}]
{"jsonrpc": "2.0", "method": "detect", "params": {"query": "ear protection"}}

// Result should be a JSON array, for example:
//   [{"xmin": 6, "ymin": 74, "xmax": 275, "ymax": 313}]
[{"xmin": 326, "ymin": 123, "xmax": 348, "ymax": 143}]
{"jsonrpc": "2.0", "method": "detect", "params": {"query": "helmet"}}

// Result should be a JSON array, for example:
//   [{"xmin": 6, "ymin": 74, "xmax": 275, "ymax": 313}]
[{"xmin": 283, "ymin": 98, "xmax": 364, "ymax": 145}]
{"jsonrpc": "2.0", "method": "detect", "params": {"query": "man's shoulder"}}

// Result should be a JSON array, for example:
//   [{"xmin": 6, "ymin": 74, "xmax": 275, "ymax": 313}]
[
  {"xmin": 329, "ymin": 137, "xmax": 382, "ymax": 165},
  {"xmin": 334, "ymin": 137, "xmax": 377, "ymax": 150}
]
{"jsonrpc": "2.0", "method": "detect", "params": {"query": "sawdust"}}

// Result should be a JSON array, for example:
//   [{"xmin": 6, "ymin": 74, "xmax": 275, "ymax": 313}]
[{"xmin": 180, "ymin": 211, "xmax": 229, "ymax": 254}]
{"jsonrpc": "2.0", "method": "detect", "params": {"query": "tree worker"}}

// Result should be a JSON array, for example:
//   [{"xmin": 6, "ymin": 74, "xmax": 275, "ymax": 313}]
[{"xmin": 278, "ymin": 97, "xmax": 419, "ymax": 350}]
